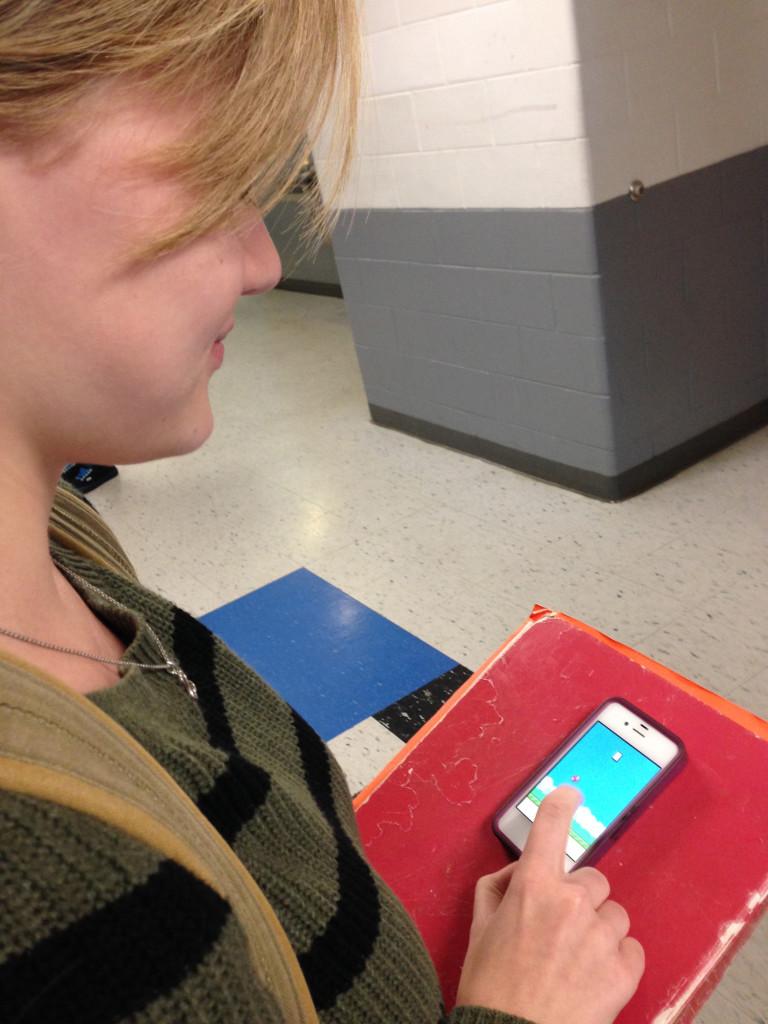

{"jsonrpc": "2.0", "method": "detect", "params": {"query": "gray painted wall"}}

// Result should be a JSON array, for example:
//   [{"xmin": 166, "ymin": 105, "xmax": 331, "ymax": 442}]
[
  {"xmin": 332, "ymin": 146, "xmax": 768, "ymax": 496},
  {"xmin": 334, "ymin": 208, "xmax": 617, "ymax": 480},
  {"xmin": 598, "ymin": 149, "xmax": 768, "ymax": 469}
]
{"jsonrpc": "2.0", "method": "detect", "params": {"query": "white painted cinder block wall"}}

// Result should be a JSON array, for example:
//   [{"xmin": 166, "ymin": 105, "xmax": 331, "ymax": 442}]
[{"xmin": 316, "ymin": 0, "xmax": 768, "ymax": 211}]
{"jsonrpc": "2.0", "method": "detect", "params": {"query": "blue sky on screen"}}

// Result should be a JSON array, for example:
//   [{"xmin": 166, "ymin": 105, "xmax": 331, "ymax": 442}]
[{"xmin": 536, "ymin": 721, "xmax": 661, "ymax": 829}]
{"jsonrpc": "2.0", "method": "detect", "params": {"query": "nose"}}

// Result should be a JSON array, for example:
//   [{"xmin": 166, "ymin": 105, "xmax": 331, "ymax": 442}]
[{"xmin": 241, "ymin": 219, "xmax": 282, "ymax": 296}]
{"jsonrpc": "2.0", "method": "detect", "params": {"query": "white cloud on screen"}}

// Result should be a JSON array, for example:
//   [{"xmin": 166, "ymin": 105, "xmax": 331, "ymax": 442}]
[
  {"xmin": 538, "ymin": 775, "xmax": 555, "ymax": 795},
  {"xmin": 574, "ymin": 804, "xmax": 607, "ymax": 838}
]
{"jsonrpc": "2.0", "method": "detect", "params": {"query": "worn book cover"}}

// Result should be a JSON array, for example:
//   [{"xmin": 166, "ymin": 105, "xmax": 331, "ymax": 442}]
[{"xmin": 354, "ymin": 607, "xmax": 768, "ymax": 1023}]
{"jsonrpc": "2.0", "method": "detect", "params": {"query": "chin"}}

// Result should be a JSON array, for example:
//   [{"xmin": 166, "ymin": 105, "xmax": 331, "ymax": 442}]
[
  {"xmin": 159, "ymin": 414, "xmax": 216, "ymax": 461},
  {"xmin": 178, "ymin": 406, "xmax": 216, "ymax": 456},
  {"xmin": 87, "ymin": 405, "xmax": 216, "ymax": 466}
]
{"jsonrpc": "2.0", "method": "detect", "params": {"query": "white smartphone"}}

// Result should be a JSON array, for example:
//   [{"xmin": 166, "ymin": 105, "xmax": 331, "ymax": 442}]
[{"xmin": 493, "ymin": 698, "xmax": 686, "ymax": 873}]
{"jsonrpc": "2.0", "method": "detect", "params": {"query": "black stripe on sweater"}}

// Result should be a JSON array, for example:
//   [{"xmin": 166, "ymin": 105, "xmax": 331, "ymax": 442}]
[
  {"xmin": 172, "ymin": 607, "xmax": 233, "ymax": 749},
  {"xmin": 0, "ymin": 860, "xmax": 230, "ymax": 1024},
  {"xmin": 172, "ymin": 607, "xmax": 271, "ymax": 844},
  {"xmin": 291, "ymin": 710, "xmax": 381, "ymax": 1012},
  {"xmin": 195, "ymin": 752, "xmax": 272, "ymax": 844}
]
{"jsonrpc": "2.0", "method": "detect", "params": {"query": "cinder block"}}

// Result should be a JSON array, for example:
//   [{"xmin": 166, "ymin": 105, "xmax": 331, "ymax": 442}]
[
  {"xmin": 507, "ymin": 377, "xmax": 614, "ymax": 449},
  {"xmin": 366, "ymin": 384, "xmax": 415, "ymax": 418},
  {"xmin": 720, "ymin": 148, "xmax": 768, "ymax": 224},
  {"xmin": 551, "ymin": 274, "xmax": 604, "ymax": 336},
  {"xmin": 436, "ymin": 207, "xmax": 598, "ymax": 276},
  {"xmin": 399, "ymin": 0, "xmax": 474, "ymax": 25},
  {"xmin": 413, "ymin": 81, "xmax": 492, "ymax": 151},
  {"xmin": 518, "ymin": 328, "xmax": 609, "ymax": 394},
  {"xmin": 361, "ymin": 0, "xmax": 400, "ymax": 35},
  {"xmin": 367, "ymin": 21, "xmax": 445, "ymax": 94},
  {"xmin": 372, "ymin": 93, "xmax": 421, "ymax": 155},
  {"xmin": 433, "ymin": 210, "xmax": 518, "ymax": 269},
  {"xmin": 476, "ymin": 268, "xmax": 555, "ymax": 328},
  {"xmin": 377, "ymin": 211, "xmax": 440, "ymax": 264},
  {"xmin": 480, "ymin": 405, "xmax": 620, "ymax": 476},
  {"xmin": 685, "ymin": 218, "xmax": 763, "ymax": 301},
  {"xmin": 346, "ymin": 303, "xmax": 399, "ymax": 352},
  {"xmin": 355, "ymin": 344, "xmax": 403, "ymax": 393},
  {"xmin": 394, "ymin": 309, "xmax": 523, "ymax": 373},
  {"xmin": 394, "ymin": 151, "xmax": 465, "ymax": 208},
  {"xmin": 358, "ymin": 258, "xmax": 397, "ymax": 306},
  {"xmin": 433, "ymin": 208, "xmax": 598, "ymax": 274},
  {"xmin": 541, "ymin": 211, "xmax": 600, "ymax": 274},
  {"xmin": 332, "ymin": 211, "xmax": 370, "ymax": 260},
  {"xmin": 485, "ymin": 66, "xmax": 583, "ymax": 145},
  {"xmin": 390, "ymin": 262, "xmax": 482, "ymax": 319},
  {"xmin": 536, "ymin": 138, "xmax": 594, "ymax": 209},
  {"xmin": 453, "ymin": 144, "xmax": 542, "ymax": 208},
  {"xmin": 334, "ymin": 211, "xmax": 439, "ymax": 264},
  {"xmin": 336, "ymin": 258, "xmax": 365, "ymax": 303},
  {"xmin": 406, "ymin": 357, "xmax": 495, "ymax": 417},
  {"xmin": 635, "ymin": 164, "xmax": 723, "ymax": 250},
  {"xmin": 438, "ymin": 5, "xmax": 525, "ymax": 83},
  {"xmin": 593, "ymin": 194, "xmax": 637, "ymax": 269}
]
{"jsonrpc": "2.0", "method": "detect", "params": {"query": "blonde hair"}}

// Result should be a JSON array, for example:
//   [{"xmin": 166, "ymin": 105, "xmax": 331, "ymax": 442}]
[{"xmin": 0, "ymin": 0, "xmax": 360, "ymax": 265}]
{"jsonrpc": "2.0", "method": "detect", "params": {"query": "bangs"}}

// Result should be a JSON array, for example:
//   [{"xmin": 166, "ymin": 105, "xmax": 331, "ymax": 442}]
[
  {"xmin": 128, "ymin": 1, "xmax": 362, "ymax": 264},
  {"xmin": 128, "ymin": 1, "xmax": 361, "ymax": 265},
  {"xmin": 0, "ymin": 0, "xmax": 360, "ymax": 265}
]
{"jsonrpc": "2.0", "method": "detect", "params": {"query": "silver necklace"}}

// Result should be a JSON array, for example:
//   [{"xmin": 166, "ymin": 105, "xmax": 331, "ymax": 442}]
[{"xmin": 0, "ymin": 563, "xmax": 198, "ymax": 700}]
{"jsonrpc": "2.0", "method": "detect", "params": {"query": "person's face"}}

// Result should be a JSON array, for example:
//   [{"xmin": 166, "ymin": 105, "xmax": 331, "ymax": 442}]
[{"xmin": 0, "ymin": 81, "xmax": 282, "ymax": 468}]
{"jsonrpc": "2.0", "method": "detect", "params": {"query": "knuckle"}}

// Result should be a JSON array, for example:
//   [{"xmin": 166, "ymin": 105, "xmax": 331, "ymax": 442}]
[
  {"xmin": 570, "ymin": 865, "xmax": 611, "ymax": 901},
  {"xmin": 617, "ymin": 903, "xmax": 631, "ymax": 931},
  {"xmin": 628, "ymin": 936, "xmax": 646, "ymax": 969},
  {"xmin": 594, "ymin": 918, "xmax": 618, "ymax": 951},
  {"xmin": 563, "ymin": 883, "xmax": 591, "ymax": 916},
  {"xmin": 590, "ymin": 866, "xmax": 610, "ymax": 890},
  {"xmin": 474, "ymin": 874, "xmax": 492, "ymax": 896},
  {"xmin": 620, "ymin": 938, "xmax": 646, "ymax": 988}
]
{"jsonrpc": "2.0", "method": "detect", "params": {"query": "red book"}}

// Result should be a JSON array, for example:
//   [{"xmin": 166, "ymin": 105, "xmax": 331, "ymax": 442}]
[{"xmin": 354, "ymin": 607, "xmax": 768, "ymax": 1023}]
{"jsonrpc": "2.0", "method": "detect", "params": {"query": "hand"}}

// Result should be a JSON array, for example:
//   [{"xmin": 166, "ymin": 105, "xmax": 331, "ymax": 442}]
[{"xmin": 455, "ymin": 786, "xmax": 645, "ymax": 1024}]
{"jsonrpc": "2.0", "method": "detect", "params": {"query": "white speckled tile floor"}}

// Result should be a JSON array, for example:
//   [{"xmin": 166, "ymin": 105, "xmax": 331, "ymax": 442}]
[{"xmin": 88, "ymin": 289, "xmax": 768, "ymax": 1023}]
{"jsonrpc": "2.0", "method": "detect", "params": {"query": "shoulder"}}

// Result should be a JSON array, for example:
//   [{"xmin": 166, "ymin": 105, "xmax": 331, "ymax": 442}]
[{"xmin": 0, "ymin": 791, "xmax": 280, "ymax": 1023}]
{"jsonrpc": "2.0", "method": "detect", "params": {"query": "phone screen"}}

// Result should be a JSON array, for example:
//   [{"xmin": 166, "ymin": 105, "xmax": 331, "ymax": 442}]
[{"xmin": 517, "ymin": 721, "xmax": 662, "ymax": 861}]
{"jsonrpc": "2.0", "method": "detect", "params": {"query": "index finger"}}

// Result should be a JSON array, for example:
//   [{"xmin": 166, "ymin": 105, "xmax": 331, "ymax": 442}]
[{"xmin": 518, "ymin": 785, "xmax": 583, "ymax": 876}]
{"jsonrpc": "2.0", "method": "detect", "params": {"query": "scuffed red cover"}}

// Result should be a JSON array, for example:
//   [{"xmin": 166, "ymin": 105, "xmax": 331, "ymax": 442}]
[{"xmin": 354, "ymin": 610, "xmax": 768, "ymax": 1023}]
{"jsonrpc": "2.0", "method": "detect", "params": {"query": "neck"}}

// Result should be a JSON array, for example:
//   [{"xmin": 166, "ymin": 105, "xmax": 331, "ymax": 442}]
[{"xmin": 0, "ymin": 435, "xmax": 79, "ymax": 636}]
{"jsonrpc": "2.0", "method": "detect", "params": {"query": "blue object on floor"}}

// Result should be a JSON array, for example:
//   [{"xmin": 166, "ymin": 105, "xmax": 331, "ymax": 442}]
[
  {"xmin": 61, "ymin": 463, "xmax": 119, "ymax": 493},
  {"xmin": 199, "ymin": 568, "xmax": 459, "ymax": 740}
]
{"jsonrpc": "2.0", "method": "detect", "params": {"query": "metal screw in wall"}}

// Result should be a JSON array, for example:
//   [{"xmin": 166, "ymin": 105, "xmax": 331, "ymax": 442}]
[{"xmin": 629, "ymin": 180, "xmax": 646, "ymax": 202}]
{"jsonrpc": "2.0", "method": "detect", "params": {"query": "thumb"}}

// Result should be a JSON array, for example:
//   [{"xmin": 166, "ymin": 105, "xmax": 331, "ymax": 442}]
[{"xmin": 470, "ymin": 862, "xmax": 518, "ymax": 936}]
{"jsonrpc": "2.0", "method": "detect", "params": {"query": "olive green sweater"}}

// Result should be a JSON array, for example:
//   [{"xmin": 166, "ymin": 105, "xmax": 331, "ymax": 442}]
[{"xmin": 0, "ymin": 496, "xmax": 533, "ymax": 1024}]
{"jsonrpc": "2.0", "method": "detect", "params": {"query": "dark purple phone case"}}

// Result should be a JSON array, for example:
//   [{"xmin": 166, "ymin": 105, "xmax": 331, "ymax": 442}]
[{"xmin": 491, "ymin": 697, "xmax": 688, "ymax": 868}]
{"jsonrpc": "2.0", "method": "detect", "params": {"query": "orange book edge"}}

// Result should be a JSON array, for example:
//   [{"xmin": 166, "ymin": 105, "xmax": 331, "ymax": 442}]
[{"xmin": 353, "ymin": 605, "xmax": 768, "ymax": 812}]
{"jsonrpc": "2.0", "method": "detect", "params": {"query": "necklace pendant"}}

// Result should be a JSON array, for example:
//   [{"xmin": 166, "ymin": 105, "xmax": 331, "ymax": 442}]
[{"xmin": 166, "ymin": 661, "xmax": 198, "ymax": 700}]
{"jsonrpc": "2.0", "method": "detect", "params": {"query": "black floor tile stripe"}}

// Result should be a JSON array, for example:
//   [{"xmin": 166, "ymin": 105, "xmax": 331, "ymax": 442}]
[{"xmin": 373, "ymin": 664, "xmax": 474, "ymax": 744}]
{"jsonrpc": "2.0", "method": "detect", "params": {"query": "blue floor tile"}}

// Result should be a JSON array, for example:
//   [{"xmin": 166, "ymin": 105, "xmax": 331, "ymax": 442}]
[{"xmin": 200, "ymin": 568, "xmax": 458, "ymax": 740}]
